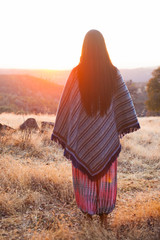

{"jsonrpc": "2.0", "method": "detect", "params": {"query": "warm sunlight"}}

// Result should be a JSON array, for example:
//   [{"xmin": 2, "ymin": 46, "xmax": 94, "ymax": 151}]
[
  {"xmin": 0, "ymin": 2, "xmax": 160, "ymax": 239},
  {"xmin": 0, "ymin": 0, "xmax": 160, "ymax": 70}
]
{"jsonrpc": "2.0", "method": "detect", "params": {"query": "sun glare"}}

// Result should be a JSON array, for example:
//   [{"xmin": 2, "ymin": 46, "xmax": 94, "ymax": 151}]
[{"xmin": 0, "ymin": 0, "xmax": 159, "ymax": 70}]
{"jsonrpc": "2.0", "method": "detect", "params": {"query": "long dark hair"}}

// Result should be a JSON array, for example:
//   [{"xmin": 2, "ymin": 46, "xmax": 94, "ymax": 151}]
[{"xmin": 77, "ymin": 29, "xmax": 117, "ymax": 117}]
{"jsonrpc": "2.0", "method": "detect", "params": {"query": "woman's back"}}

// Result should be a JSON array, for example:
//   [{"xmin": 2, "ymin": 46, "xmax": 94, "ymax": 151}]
[
  {"xmin": 51, "ymin": 29, "xmax": 140, "ymax": 223},
  {"xmin": 52, "ymin": 65, "xmax": 139, "ymax": 178}
]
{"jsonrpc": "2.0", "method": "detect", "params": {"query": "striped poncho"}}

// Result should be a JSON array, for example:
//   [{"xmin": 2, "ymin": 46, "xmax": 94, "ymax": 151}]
[{"xmin": 51, "ymin": 67, "xmax": 140, "ymax": 180}]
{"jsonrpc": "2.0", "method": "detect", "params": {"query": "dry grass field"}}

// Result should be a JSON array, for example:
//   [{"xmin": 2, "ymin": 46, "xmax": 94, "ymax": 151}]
[{"xmin": 0, "ymin": 113, "xmax": 160, "ymax": 240}]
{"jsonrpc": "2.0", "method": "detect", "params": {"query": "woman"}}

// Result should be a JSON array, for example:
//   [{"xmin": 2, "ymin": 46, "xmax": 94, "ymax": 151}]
[{"xmin": 51, "ymin": 30, "xmax": 140, "ymax": 226}]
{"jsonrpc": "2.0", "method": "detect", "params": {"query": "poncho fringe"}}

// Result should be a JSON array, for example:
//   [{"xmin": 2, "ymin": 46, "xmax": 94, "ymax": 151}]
[
  {"xmin": 51, "ymin": 122, "xmax": 140, "ymax": 180},
  {"xmin": 51, "ymin": 66, "xmax": 140, "ymax": 180}
]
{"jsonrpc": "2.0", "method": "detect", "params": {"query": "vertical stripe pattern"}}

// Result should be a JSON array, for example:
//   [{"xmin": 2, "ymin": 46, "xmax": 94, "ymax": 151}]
[{"xmin": 72, "ymin": 158, "xmax": 117, "ymax": 215}]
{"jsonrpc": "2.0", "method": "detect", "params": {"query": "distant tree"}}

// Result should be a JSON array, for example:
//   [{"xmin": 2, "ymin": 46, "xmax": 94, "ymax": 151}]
[
  {"xmin": 126, "ymin": 79, "xmax": 137, "ymax": 101},
  {"xmin": 146, "ymin": 67, "xmax": 160, "ymax": 111}
]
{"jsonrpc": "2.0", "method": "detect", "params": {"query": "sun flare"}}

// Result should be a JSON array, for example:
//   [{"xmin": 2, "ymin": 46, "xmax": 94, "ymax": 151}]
[{"xmin": 0, "ymin": 0, "xmax": 160, "ymax": 70}]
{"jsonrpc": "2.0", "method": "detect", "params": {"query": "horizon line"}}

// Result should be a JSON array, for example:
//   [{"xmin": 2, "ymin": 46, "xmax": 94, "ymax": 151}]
[{"xmin": 0, "ymin": 65, "xmax": 159, "ymax": 71}]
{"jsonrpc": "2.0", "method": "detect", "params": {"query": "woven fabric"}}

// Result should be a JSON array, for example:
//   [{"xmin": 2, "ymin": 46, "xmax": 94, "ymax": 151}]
[
  {"xmin": 72, "ymin": 158, "xmax": 117, "ymax": 215},
  {"xmin": 51, "ymin": 66, "xmax": 140, "ymax": 179}
]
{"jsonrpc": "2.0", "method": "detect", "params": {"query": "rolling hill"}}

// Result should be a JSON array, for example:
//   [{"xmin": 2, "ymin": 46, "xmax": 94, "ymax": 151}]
[
  {"xmin": 0, "ymin": 66, "xmax": 158, "ymax": 116},
  {"xmin": 0, "ymin": 74, "xmax": 63, "ymax": 114},
  {"xmin": 0, "ymin": 66, "xmax": 157, "ymax": 85}
]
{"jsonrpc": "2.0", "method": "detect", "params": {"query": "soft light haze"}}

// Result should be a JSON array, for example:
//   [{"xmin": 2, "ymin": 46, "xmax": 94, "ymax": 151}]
[{"xmin": 0, "ymin": 0, "xmax": 160, "ymax": 70}]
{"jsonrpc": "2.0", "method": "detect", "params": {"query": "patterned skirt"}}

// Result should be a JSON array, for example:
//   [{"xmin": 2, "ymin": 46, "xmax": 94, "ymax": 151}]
[{"xmin": 72, "ymin": 159, "xmax": 117, "ymax": 215}]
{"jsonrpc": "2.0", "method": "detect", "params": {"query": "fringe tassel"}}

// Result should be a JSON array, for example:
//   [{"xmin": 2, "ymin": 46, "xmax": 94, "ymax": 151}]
[
  {"xmin": 64, "ymin": 146, "xmax": 121, "ymax": 181},
  {"xmin": 119, "ymin": 123, "xmax": 140, "ymax": 139},
  {"xmin": 51, "ymin": 132, "xmax": 121, "ymax": 181}
]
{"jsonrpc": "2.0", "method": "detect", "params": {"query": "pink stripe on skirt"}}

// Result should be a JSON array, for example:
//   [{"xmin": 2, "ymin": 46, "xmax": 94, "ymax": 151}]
[{"xmin": 72, "ymin": 159, "xmax": 117, "ymax": 215}]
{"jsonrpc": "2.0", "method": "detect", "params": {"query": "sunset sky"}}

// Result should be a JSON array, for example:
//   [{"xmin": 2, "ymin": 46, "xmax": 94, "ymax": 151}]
[{"xmin": 0, "ymin": 0, "xmax": 160, "ymax": 70}]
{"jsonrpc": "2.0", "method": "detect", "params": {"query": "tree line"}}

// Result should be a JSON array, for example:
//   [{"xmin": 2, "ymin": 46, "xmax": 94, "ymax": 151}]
[{"xmin": 146, "ymin": 66, "xmax": 160, "ymax": 113}]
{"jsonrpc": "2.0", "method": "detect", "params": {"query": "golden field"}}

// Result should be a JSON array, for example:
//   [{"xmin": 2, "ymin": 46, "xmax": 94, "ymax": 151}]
[{"xmin": 0, "ymin": 113, "xmax": 160, "ymax": 240}]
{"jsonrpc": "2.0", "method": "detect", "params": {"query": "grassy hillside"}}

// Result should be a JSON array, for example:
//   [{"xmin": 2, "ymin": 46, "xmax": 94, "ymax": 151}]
[
  {"xmin": 0, "ymin": 74, "xmax": 148, "ymax": 117},
  {"xmin": 0, "ymin": 74, "xmax": 63, "ymax": 114},
  {"xmin": 0, "ymin": 114, "xmax": 159, "ymax": 239}
]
